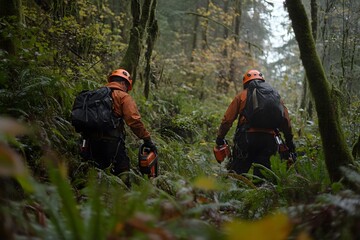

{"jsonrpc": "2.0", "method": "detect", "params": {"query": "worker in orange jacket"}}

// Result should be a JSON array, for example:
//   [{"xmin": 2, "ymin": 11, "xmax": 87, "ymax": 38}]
[
  {"xmin": 82, "ymin": 69, "xmax": 156, "ymax": 186},
  {"xmin": 216, "ymin": 70, "xmax": 295, "ymax": 178}
]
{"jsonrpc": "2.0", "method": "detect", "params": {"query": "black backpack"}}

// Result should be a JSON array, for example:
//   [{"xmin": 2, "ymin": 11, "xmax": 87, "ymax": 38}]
[
  {"xmin": 242, "ymin": 80, "xmax": 284, "ymax": 129},
  {"xmin": 71, "ymin": 87, "xmax": 120, "ymax": 133}
]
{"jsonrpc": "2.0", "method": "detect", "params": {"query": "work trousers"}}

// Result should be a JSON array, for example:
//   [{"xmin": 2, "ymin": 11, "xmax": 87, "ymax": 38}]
[
  {"xmin": 87, "ymin": 137, "xmax": 130, "ymax": 175},
  {"xmin": 80, "ymin": 134, "xmax": 131, "ymax": 187},
  {"xmin": 228, "ymin": 131, "xmax": 277, "ymax": 178}
]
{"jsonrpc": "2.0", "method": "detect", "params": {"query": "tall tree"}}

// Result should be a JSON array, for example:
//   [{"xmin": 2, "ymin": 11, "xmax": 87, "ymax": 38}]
[
  {"xmin": 190, "ymin": 1, "xmax": 202, "ymax": 62},
  {"xmin": 201, "ymin": 0, "xmax": 210, "ymax": 50},
  {"xmin": 300, "ymin": 0, "xmax": 317, "ymax": 118},
  {"xmin": 0, "ymin": 0, "xmax": 23, "ymax": 55},
  {"xmin": 120, "ymin": 0, "xmax": 158, "ymax": 86},
  {"xmin": 144, "ymin": 0, "xmax": 158, "ymax": 99},
  {"xmin": 229, "ymin": 0, "xmax": 242, "ymax": 94},
  {"xmin": 285, "ymin": 0, "xmax": 354, "ymax": 182}
]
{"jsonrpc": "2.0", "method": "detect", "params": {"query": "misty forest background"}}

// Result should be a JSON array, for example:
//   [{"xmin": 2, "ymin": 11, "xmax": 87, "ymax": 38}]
[{"xmin": 0, "ymin": 0, "xmax": 360, "ymax": 239}]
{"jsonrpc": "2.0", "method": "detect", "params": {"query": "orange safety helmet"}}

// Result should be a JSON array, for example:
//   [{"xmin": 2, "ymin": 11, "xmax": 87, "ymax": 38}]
[
  {"xmin": 213, "ymin": 143, "xmax": 231, "ymax": 164},
  {"xmin": 108, "ymin": 69, "xmax": 133, "ymax": 91},
  {"xmin": 242, "ymin": 69, "xmax": 264, "ymax": 85}
]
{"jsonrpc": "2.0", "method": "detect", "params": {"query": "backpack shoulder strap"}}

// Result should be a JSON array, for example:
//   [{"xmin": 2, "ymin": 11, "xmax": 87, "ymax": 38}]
[{"xmin": 241, "ymin": 81, "xmax": 256, "ymax": 120}]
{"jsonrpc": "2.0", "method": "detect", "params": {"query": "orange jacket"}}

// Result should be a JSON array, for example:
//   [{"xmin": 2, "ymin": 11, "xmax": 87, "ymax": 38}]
[
  {"xmin": 106, "ymin": 82, "xmax": 151, "ymax": 140},
  {"xmin": 217, "ymin": 88, "xmax": 293, "ymax": 140}
]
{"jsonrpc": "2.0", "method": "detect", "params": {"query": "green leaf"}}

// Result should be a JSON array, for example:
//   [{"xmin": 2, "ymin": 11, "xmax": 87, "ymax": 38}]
[{"xmin": 46, "ymin": 157, "xmax": 85, "ymax": 240}]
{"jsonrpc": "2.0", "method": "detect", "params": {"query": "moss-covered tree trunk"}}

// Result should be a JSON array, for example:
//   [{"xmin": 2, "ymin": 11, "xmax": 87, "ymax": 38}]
[
  {"xmin": 201, "ymin": 0, "xmax": 210, "ymax": 50},
  {"xmin": 120, "ymin": 0, "xmax": 155, "ymax": 85},
  {"xmin": 353, "ymin": 135, "xmax": 360, "ymax": 160},
  {"xmin": 120, "ymin": 0, "xmax": 141, "ymax": 82},
  {"xmin": 0, "ymin": 0, "xmax": 22, "ymax": 55},
  {"xmin": 285, "ymin": 0, "xmax": 354, "ymax": 182},
  {"xmin": 216, "ymin": 0, "xmax": 229, "ymax": 94},
  {"xmin": 143, "ymin": 0, "xmax": 158, "ymax": 99},
  {"xmin": 229, "ymin": 0, "xmax": 241, "ymax": 94},
  {"xmin": 300, "ymin": 0, "xmax": 317, "ymax": 119}
]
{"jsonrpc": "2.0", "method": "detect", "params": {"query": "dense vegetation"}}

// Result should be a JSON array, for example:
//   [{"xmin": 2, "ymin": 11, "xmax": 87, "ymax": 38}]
[{"xmin": 0, "ymin": 0, "xmax": 360, "ymax": 239}]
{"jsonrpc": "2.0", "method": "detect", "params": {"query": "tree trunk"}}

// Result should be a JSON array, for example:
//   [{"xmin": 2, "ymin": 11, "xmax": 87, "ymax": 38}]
[
  {"xmin": 120, "ymin": 0, "xmax": 157, "ymax": 89},
  {"xmin": 201, "ymin": 0, "xmax": 209, "ymax": 50},
  {"xmin": 190, "ymin": 1, "xmax": 202, "ymax": 62},
  {"xmin": 353, "ymin": 135, "xmax": 360, "ymax": 159},
  {"xmin": 229, "ymin": 0, "xmax": 241, "ymax": 94},
  {"xmin": 0, "ymin": 0, "xmax": 22, "ymax": 55},
  {"xmin": 120, "ymin": 0, "xmax": 141, "ymax": 83},
  {"xmin": 339, "ymin": 0, "xmax": 350, "ymax": 90},
  {"xmin": 222, "ymin": 0, "xmax": 229, "ymax": 58},
  {"xmin": 285, "ymin": 0, "xmax": 354, "ymax": 182},
  {"xmin": 310, "ymin": 0, "xmax": 318, "ymax": 40},
  {"xmin": 120, "ymin": 0, "xmax": 157, "ymax": 88},
  {"xmin": 190, "ymin": 15, "xmax": 199, "ymax": 62},
  {"xmin": 300, "ymin": 0, "xmax": 317, "ymax": 119},
  {"xmin": 144, "ymin": 0, "xmax": 158, "ymax": 99},
  {"xmin": 216, "ymin": 0, "xmax": 229, "ymax": 94}
]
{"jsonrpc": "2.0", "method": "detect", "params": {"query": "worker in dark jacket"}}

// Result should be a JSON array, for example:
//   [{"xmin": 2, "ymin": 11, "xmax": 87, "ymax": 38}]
[
  {"xmin": 82, "ymin": 68, "xmax": 156, "ymax": 186},
  {"xmin": 216, "ymin": 69, "xmax": 295, "ymax": 178}
]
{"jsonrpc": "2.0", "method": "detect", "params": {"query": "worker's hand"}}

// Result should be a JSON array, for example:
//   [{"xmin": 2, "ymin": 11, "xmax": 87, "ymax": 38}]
[
  {"xmin": 216, "ymin": 137, "xmax": 226, "ymax": 146},
  {"xmin": 144, "ymin": 139, "xmax": 157, "ymax": 152}
]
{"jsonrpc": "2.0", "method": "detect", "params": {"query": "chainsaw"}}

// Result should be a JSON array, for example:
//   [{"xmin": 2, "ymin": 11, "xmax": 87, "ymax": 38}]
[
  {"xmin": 138, "ymin": 143, "xmax": 158, "ymax": 178},
  {"xmin": 213, "ymin": 140, "xmax": 231, "ymax": 164}
]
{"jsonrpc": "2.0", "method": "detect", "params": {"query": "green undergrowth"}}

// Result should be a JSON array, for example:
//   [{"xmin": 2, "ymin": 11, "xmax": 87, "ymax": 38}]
[
  {"xmin": 1, "ymin": 68, "xmax": 360, "ymax": 239},
  {"xmin": 1, "ymin": 0, "xmax": 360, "ymax": 237}
]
